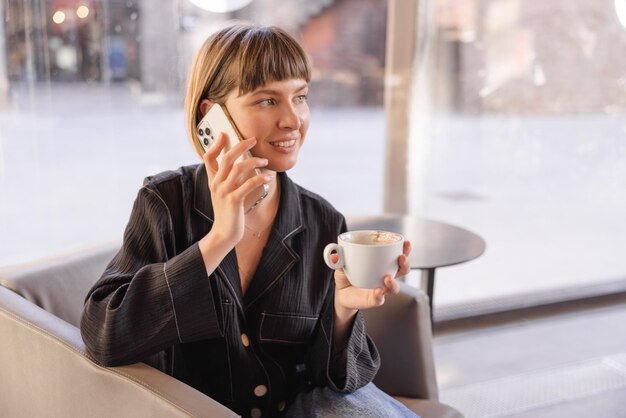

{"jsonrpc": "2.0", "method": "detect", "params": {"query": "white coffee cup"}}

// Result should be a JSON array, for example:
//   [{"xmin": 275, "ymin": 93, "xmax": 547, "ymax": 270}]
[{"xmin": 323, "ymin": 230, "xmax": 404, "ymax": 289}]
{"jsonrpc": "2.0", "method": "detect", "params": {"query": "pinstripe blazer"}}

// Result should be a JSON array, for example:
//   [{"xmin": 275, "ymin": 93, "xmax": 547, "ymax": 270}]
[{"xmin": 80, "ymin": 164, "xmax": 380, "ymax": 417}]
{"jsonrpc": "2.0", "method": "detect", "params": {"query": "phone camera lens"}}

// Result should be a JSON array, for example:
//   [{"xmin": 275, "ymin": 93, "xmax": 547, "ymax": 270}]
[
  {"xmin": 198, "ymin": 128, "xmax": 204, "ymax": 136},
  {"xmin": 203, "ymin": 138, "xmax": 209, "ymax": 146},
  {"xmin": 205, "ymin": 128, "xmax": 211, "ymax": 136}
]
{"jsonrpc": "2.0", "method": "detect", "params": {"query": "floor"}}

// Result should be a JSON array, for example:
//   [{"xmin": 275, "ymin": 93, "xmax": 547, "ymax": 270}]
[{"xmin": 433, "ymin": 297, "xmax": 626, "ymax": 418}]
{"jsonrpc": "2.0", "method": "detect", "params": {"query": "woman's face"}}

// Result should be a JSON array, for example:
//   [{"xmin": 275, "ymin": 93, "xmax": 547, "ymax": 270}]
[{"xmin": 223, "ymin": 78, "xmax": 310, "ymax": 173}]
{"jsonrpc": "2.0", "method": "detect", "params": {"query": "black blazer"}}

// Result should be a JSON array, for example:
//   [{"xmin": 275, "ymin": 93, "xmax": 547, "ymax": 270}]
[{"xmin": 80, "ymin": 164, "xmax": 379, "ymax": 417}]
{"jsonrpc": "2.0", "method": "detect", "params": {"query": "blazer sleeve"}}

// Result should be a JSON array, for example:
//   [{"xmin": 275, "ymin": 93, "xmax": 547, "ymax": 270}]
[
  {"xmin": 309, "ymin": 216, "xmax": 380, "ymax": 392},
  {"xmin": 80, "ymin": 184, "xmax": 222, "ymax": 367}
]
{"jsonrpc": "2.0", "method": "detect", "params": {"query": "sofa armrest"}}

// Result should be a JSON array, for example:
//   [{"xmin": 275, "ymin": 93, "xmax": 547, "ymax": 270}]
[
  {"xmin": 0, "ymin": 286, "xmax": 238, "ymax": 418},
  {"xmin": 0, "ymin": 242, "xmax": 119, "ymax": 327},
  {"xmin": 363, "ymin": 282, "xmax": 439, "ymax": 400}
]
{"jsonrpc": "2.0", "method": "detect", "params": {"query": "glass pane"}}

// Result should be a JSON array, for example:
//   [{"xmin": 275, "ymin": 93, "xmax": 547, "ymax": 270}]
[
  {"xmin": 1, "ymin": 0, "xmax": 191, "ymax": 265},
  {"xmin": 0, "ymin": 0, "xmax": 387, "ymax": 265},
  {"xmin": 412, "ymin": 0, "xmax": 626, "ymax": 308}
]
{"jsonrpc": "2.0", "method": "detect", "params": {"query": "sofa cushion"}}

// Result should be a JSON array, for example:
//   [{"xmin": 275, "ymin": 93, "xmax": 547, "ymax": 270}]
[
  {"xmin": 0, "ymin": 243, "xmax": 118, "ymax": 327},
  {"xmin": 364, "ymin": 282, "xmax": 439, "ymax": 400}
]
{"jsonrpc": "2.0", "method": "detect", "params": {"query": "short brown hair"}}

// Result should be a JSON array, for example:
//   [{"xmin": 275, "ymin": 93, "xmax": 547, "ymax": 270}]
[{"xmin": 184, "ymin": 23, "xmax": 311, "ymax": 157}]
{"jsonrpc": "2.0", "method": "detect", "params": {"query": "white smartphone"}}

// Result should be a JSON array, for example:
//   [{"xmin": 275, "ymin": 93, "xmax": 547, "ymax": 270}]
[{"xmin": 197, "ymin": 104, "xmax": 269, "ymax": 212}]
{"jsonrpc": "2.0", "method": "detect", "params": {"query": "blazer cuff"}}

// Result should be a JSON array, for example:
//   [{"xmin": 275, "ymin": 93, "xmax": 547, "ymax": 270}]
[
  {"xmin": 327, "ymin": 310, "xmax": 379, "ymax": 393},
  {"xmin": 163, "ymin": 243, "xmax": 221, "ymax": 342}
]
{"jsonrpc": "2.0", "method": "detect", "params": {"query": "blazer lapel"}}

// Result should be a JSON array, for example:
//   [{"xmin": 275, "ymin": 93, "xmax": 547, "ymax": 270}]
[
  {"xmin": 193, "ymin": 166, "xmax": 305, "ymax": 312},
  {"xmin": 244, "ymin": 173, "xmax": 304, "ymax": 309},
  {"xmin": 192, "ymin": 165, "xmax": 245, "ymax": 308}
]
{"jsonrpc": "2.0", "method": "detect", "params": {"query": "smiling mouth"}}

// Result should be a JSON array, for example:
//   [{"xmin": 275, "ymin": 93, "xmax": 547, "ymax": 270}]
[{"xmin": 269, "ymin": 139, "xmax": 297, "ymax": 148}]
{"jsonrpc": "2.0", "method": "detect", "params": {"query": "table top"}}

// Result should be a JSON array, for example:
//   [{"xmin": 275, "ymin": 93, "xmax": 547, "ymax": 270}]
[{"xmin": 346, "ymin": 215, "xmax": 486, "ymax": 270}]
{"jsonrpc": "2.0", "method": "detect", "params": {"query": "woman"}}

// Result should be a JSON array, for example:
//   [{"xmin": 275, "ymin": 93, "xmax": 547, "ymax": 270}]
[{"xmin": 81, "ymin": 23, "xmax": 417, "ymax": 418}]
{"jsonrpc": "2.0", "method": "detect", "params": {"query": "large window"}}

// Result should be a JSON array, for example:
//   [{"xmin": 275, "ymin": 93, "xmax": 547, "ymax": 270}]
[
  {"xmin": 0, "ymin": 0, "xmax": 388, "ymax": 265},
  {"xmin": 8, "ymin": 0, "xmax": 619, "ymax": 317},
  {"xmin": 398, "ymin": 0, "xmax": 626, "ymax": 311}
]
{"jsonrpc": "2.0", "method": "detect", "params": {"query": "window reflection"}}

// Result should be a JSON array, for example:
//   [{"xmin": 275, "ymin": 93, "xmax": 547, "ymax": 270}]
[{"xmin": 407, "ymin": 0, "xmax": 626, "ymax": 309}]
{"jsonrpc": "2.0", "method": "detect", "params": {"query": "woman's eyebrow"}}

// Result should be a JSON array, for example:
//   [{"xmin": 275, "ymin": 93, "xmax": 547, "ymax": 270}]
[
  {"xmin": 249, "ymin": 89, "xmax": 279, "ymax": 96},
  {"xmin": 249, "ymin": 84, "xmax": 308, "ymax": 97}
]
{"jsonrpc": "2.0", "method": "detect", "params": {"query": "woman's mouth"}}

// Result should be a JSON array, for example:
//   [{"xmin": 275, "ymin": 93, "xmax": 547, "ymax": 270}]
[{"xmin": 269, "ymin": 139, "xmax": 297, "ymax": 148}]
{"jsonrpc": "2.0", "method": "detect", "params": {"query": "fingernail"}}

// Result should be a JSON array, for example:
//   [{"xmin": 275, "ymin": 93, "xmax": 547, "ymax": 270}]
[
  {"xmin": 264, "ymin": 175, "xmax": 273, "ymax": 182},
  {"xmin": 260, "ymin": 159, "xmax": 269, "ymax": 165}
]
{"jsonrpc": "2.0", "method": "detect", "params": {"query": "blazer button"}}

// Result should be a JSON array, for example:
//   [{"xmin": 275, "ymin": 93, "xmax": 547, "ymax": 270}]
[
  {"xmin": 250, "ymin": 407, "xmax": 262, "ymax": 418},
  {"xmin": 254, "ymin": 384, "xmax": 268, "ymax": 397},
  {"xmin": 241, "ymin": 333, "xmax": 250, "ymax": 347},
  {"xmin": 277, "ymin": 400, "xmax": 286, "ymax": 412}
]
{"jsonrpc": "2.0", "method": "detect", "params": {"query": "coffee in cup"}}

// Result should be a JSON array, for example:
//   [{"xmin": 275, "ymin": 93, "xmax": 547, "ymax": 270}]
[{"xmin": 323, "ymin": 230, "xmax": 404, "ymax": 288}]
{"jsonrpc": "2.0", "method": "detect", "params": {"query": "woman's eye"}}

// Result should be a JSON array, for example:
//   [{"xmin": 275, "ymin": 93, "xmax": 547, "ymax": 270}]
[
  {"xmin": 259, "ymin": 98, "xmax": 276, "ymax": 106},
  {"xmin": 295, "ymin": 94, "xmax": 308, "ymax": 104}
]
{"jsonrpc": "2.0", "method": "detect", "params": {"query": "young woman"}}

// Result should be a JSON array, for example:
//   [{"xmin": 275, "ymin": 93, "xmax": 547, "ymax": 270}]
[{"xmin": 81, "ymin": 23, "xmax": 417, "ymax": 418}]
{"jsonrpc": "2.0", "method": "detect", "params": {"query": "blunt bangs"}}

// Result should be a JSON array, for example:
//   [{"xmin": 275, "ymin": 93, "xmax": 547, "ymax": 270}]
[{"xmin": 236, "ymin": 27, "xmax": 311, "ymax": 95}]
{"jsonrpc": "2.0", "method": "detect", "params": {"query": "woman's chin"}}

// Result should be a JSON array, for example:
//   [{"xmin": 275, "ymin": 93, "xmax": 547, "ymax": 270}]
[
  {"xmin": 266, "ymin": 155, "xmax": 298, "ymax": 173},
  {"xmin": 267, "ymin": 162, "xmax": 296, "ymax": 173}
]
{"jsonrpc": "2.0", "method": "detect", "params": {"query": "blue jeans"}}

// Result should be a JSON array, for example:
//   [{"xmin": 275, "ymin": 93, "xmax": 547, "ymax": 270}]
[{"xmin": 284, "ymin": 382, "xmax": 420, "ymax": 418}]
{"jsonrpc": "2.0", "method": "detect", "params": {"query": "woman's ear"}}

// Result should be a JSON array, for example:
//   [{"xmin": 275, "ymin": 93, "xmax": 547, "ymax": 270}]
[{"xmin": 199, "ymin": 99, "xmax": 213, "ymax": 116}]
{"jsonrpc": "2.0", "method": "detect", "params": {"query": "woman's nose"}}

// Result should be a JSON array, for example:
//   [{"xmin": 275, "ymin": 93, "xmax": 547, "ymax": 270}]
[{"xmin": 277, "ymin": 104, "xmax": 302, "ymax": 130}]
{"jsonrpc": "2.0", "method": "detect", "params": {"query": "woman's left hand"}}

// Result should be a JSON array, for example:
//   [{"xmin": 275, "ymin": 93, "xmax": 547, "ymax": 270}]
[{"xmin": 333, "ymin": 240, "xmax": 412, "ymax": 314}]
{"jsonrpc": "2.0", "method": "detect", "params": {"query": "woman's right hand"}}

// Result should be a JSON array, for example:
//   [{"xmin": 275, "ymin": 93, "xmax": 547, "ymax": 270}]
[{"xmin": 201, "ymin": 133, "xmax": 272, "ymax": 249}]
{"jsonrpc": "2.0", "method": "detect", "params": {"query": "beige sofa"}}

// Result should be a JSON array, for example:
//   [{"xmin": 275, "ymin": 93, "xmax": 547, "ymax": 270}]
[{"xmin": 0, "ymin": 244, "xmax": 463, "ymax": 418}]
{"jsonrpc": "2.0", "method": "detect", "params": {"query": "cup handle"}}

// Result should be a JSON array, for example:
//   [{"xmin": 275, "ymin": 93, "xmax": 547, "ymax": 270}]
[{"xmin": 323, "ymin": 243, "xmax": 344, "ymax": 270}]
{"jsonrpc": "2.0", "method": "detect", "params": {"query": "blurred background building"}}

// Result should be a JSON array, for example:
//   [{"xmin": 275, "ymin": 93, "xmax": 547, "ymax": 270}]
[
  {"xmin": 1, "ymin": 0, "xmax": 387, "ymax": 106},
  {"xmin": 5, "ymin": 0, "xmax": 626, "ymax": 111},
  {"xmin": 432, "ymin": 0, "xmax": 626, "ymax": 114},
  {"xmin": 3, "ymin": 0, "xmax": 140, "ymax": 84}
]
